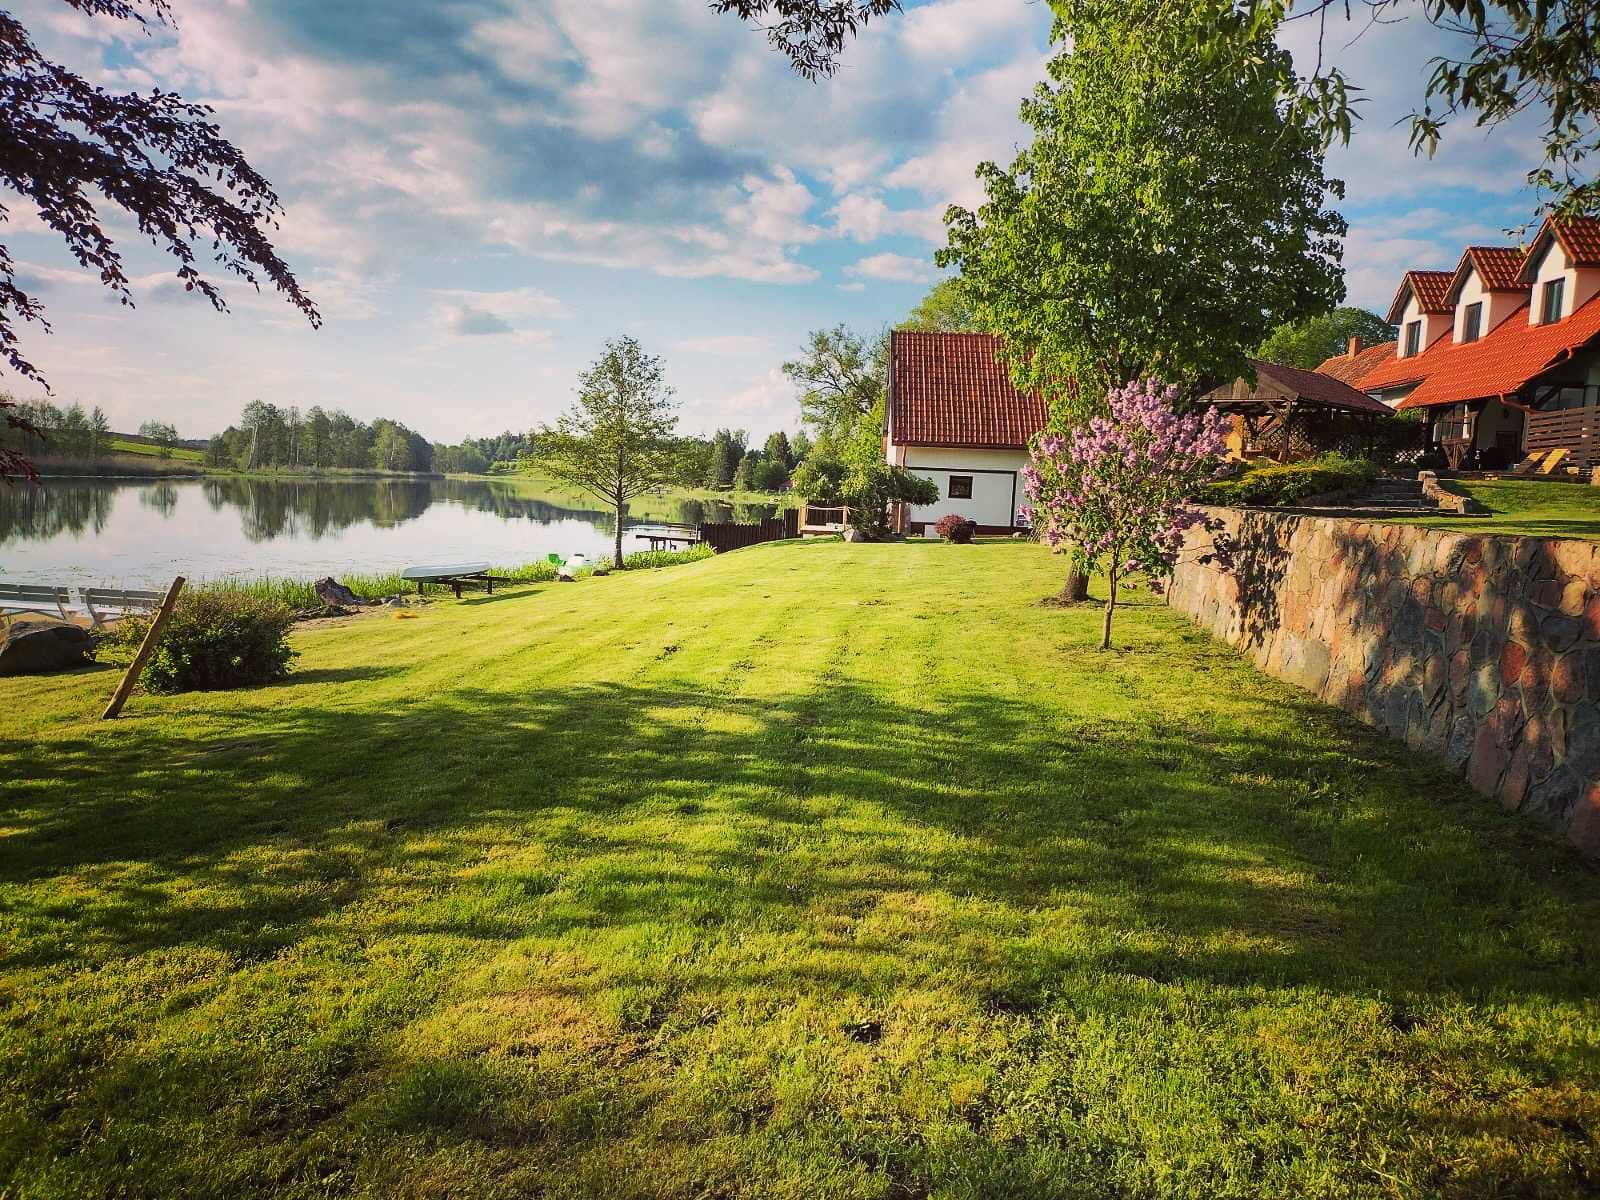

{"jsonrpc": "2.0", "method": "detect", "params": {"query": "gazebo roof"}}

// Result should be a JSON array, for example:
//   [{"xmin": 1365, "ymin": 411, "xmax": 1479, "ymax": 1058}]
[{"xmin": 1199, "ymin": 360, "xmax": 1393, "ymax": 417}]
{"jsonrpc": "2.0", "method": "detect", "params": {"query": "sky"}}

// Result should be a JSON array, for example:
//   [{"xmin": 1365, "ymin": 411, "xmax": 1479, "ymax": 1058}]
[{"xmin": 6, "ymin": 0, "xmax": 1548, "ymax": 445}]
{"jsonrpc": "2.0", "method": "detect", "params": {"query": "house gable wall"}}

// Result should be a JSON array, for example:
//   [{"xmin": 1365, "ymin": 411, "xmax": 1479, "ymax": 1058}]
[
  {"xmin": 1400, "ymin": 293, "xmax": 1451, "ymax": 355},
  {"xmin": 1527, "ymin": 239, "xmax": 1600, "ymax": 325},
  {"xmin": 1453, "ymin": 268, "xmax": 1526, "ymax": 343}
]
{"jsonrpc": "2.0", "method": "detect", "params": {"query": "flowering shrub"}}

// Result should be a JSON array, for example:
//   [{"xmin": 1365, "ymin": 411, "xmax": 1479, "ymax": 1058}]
[
  {"xmin": 934, "ymin": 514, "xmax": 977, "ymax": 543},
  {"xmin": 1020, "ymin": 378, "xmax": 1233, "ymax": 648}
]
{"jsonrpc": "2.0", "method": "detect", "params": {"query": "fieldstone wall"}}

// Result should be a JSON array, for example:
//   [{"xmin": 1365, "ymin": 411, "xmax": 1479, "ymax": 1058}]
[{"xmin": 1168, "ymin": 507, "xmax": 1600, "ymax": 857}]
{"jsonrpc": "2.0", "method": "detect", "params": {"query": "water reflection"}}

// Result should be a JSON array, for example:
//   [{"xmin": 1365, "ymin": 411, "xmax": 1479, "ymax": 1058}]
[
  {"xmin": 2, "ymin": 477, "xmax": 768, "ymax": 545},
  {"xmin": 0, "ymin": 477, "xmax": 775, "ymax": 588}
]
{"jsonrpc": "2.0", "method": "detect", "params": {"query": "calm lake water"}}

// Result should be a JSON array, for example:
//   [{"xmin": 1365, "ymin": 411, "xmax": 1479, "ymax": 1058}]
[{"xmin": 0, "ymin": 477, "xmax": 775, "ymax": 589}]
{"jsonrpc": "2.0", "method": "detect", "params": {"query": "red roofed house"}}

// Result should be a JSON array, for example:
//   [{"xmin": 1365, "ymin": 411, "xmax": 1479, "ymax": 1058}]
[
  {"xmin": 1353, "ymin": 216, "xmax": 1600, "ymax": 470},
  {"xmin": 884, "ymin": 330, "xmax": 1047, "ymax": 535}
]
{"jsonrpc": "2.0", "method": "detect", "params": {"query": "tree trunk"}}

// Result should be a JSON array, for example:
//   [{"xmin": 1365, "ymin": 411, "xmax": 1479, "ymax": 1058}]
[
  {"xmin": 1100, "ymin": 572, "xmax": 1118, "ymax": 650},
  {"xmin": 613, "ymin": 499, "xmax": 625, "ymax": 570},
  {"xmin": 1059, "ymin": 568, "xmax": 1089, "ymax": 602}
]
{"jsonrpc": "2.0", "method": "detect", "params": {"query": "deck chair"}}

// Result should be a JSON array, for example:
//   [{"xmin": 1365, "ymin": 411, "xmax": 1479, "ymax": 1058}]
[
  {"xmin": 1512, "ymin": 450, "xmax": 1548, "ymax": 474},
  {"xmin": 1540, "ymin": 447, "xmax": 1570, "ymax": 475},
  {"xmin": 0, "ymin": 583, "xmax": 72, "ymax": 620}
]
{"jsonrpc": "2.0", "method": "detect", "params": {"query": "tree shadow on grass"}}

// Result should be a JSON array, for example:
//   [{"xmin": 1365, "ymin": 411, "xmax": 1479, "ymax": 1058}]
[{"xmin": 3, "ymin": 670, "xmax": 1598, "ymax": 1196}]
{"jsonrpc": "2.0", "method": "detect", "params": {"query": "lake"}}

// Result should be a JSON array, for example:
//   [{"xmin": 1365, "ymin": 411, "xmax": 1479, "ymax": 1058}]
[{"xmin": 0, "ymin": 477, "xmax": 776, "ymax": 588}]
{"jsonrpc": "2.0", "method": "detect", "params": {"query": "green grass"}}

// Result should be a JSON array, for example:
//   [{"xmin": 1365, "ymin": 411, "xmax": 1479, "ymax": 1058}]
[
  {"xmin": 1399, "ymin": 478, "xmax": 1600, "ymax": 539},
  {"xmin": 2, "ymin": 540, "xmax": 1597, "ymax": 1198},
  {"xmin": 104, "ymin": 436, "xmax": 205, "ymax": 463}
]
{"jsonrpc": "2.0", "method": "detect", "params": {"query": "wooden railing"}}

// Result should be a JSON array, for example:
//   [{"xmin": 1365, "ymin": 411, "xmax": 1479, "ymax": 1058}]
[
  {"xmin": 697, "ymin": 508, "xmax": 799, "ymax": 553},
  {"xmin": 798, "ymin": 503, "xmax": 850, "ymax": 530},
  {"xmin": 1525, "ymin": 406, "xmax": 1600, "ymax": 468}
]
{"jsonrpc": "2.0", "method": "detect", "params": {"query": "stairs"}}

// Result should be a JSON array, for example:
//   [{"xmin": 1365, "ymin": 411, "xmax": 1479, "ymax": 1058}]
[{"xmin": 1348, "ymin": 478, "xmax": 1438, "ymax": 514}]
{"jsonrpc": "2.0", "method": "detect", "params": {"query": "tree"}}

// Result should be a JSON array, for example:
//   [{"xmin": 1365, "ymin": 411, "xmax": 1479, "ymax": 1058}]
[
  {"xmin": 718, "ymin": 0, "xmax": 1600, "ymax": 220},
  {"xmin": 703, "ymin": 428, "xmax": 746, "ymax": 489},
  {"xmin": 791, "ymin": 428, "xmax": 813, "ymax": 465},
  {"xmin": 1257, "ymin": 308, "xmax": 1396, "ymax": 370},
  {"xmin": 782, "ymin": 325, "xmax": 887, "ymax": 439},
  {"xmin": 1021, "ymin": 378, "xmax": 1232, "ymax": 649},
  {"xmin": 732, "ymin": 450, "xmax": 760, "ymax": 492},
  {"xmin": 789, "ymin": 402, "xmax": 937, "ymax": 538},
  {"xmin": 711, "ymin": 0, "xmax": 899, "ymax": 79},
  {"xmin": 537, "ymin": 337, "xmax": 682, "ymax": 568},
  {"xmin": 763, "ymin": 430, "xmax": 795, "ymax": 471},
  {"xmin": 901, "ymin": 279, "xmax": 985, "ymax": 333},
  {"xmin": 89, "ymin": 405, "xmax": 108, "ymax": 460},
  {"xmin": 138, "ymin": 420, "xmax": 178, "ymax": 458},
  {"xmin": 940, "ymin": 0, "xmax": 1345, "ymax": 413},
  {"xmin": 0, "ymin": 0, "xmax": 317, "ymax": 482},
  {"xmin": 1, "ymin": 394, "xmax": 39, "ymax": 481},
  {"xmin": 752, "ymin": 456, "xmax": 789, "ymax": 492}
]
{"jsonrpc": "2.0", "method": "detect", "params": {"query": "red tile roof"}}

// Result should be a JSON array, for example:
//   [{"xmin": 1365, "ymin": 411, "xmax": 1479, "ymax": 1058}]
[
  {"xmin": 1520, "ymin": 215, "xmax": 1600, "ymax": 280},
  {"xmin": 1385, "ymin": 270, "xmax": 1455, "ymax": 324},
  {"xmin": 1353, "ymin": 325, "xmax": 1454, "ymax": 392},
  {"xmin": 1449, "ymin": 246, "xmax": 1528, "ymax": 298},
  {"xmin": 1392, "ymin": 294, "xmax": 1600, "ymax": 409},
  {"xmin": 1315, "ymin": 339, "xmax": 1397, "ymax": 385},
  {"xmin": 888, "ymin": 331, "xmax": 1047, "ymax": 448}
]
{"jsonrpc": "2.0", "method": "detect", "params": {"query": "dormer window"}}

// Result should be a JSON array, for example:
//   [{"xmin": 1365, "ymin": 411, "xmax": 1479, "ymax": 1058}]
[
  {"xmin": 1404, "ymin": 320, "xmax": 1421, "ymax": 356},
  {"xmin": 1460, "ymin": 302, "xmax": 1482, "ymax": 343},
  {"xmin": 1541, "ymin": 277, "xmax": 1565, "ymax": 324}
]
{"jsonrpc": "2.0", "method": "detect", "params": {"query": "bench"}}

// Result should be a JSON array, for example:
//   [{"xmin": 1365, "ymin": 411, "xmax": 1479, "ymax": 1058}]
[
  {"xmin": 0, "ymin": 583, "xmax": 170, "ymax": 627},
  {"xmin": 0, "ymin": 583, "xmax": 72, "ymax": 620},
  {"xmin": 80, "ymin": 586, "xmax": 164, "ymax": 629}
]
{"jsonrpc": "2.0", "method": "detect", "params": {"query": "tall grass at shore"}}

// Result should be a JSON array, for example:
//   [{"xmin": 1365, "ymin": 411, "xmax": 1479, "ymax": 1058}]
[{"xmin": 187, "ymin": 544, "xmax": 715, "ymax": 610}]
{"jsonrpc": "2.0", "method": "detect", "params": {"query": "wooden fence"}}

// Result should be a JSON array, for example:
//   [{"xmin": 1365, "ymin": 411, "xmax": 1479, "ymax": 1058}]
[
  {"xmin": 1524, "ymin": 406, "xmax": 1600, "ymax": 468},
  {"xmin": 697, "ymin": 507, "xmax": 799, "ymax": 553}
]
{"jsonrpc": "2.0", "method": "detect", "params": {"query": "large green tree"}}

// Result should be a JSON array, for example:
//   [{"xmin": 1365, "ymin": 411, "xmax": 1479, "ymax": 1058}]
[
  {"xmin": 781, "ymin": 325, "xmax": 887, "ymax": 440},
  {"xmin": 537, "ymin": 337, "xmax": 682, "ymax": 568},
  {"xmin": 940, "ymin": 0, "xmax": 1346, "ymax": 415},
  {"xmin": 720, "ymin": 0, "xmax": 1600, "ymax": 219},
  {"xmin": 1257, "ymin": 307, "xmax": 1396, "ymax": 370}
]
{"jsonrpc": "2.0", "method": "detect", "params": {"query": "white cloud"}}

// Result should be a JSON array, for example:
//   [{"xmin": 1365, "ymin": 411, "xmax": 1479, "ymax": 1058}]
[
  {"xmin": 846, "ymin": 253, "xmax": 939, "ymax": 284},
  {"xmin": 830, "ymin": 193, "xmax": 947, "ymax": 243}
]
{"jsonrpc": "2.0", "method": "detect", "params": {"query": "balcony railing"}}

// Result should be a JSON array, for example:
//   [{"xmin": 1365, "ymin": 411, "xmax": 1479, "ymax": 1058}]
[{"xmin": 1525, "ymin": 406, "xmax": 1600, "ymax": 469}]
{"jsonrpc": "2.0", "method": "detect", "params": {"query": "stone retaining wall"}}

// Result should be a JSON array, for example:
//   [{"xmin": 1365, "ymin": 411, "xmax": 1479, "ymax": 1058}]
[{"xmin": 1168, "ymin": 507, "xmax": 1600, "ymax": 856}]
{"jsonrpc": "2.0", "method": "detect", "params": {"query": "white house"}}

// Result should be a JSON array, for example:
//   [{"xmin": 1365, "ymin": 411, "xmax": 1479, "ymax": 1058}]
[{"xmin": 883, "ymin": 330, "xmax": 1046, "ymax": 535}]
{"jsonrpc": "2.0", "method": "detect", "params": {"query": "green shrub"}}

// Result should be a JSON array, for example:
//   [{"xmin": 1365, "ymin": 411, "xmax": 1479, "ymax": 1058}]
[
  {"xmin": 1199, "ymin": 453, "xmax": 1376, "ymax": 507},
  {"xmin": 135, "ymin": 589, "xmax": 297, "ymax": 693}
]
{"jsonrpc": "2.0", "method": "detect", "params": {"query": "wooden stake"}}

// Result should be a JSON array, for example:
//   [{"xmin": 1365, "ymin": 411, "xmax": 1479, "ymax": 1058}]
[{"xmin": 102, "ymin": 576, "xmax": 185, "ymax": 720}]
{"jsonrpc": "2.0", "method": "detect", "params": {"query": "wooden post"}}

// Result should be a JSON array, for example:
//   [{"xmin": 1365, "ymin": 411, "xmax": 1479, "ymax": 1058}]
[{"xmin": 102, "ymin": 576, "xmax": 184, "ymax": 721}]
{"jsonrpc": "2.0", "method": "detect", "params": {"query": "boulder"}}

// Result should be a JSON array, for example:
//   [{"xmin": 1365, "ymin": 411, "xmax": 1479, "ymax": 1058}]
[
  {"xmin": 0, "ymin": 618, "xmax": 93, "ymax": 676},
  {"xmin": 842, "ymin": 528, "xmax": 866, "ymax": 543},
  {"xmin": 313, "ymin": 577, "xmax": 365, "ymax": 609}
]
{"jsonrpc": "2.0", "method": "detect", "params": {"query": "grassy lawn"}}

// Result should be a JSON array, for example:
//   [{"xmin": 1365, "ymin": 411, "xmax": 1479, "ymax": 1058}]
[
  {"xmin": 104, "ymin": 436, "xmax": 205, "ymax": 463},
  {"xmin": 2, "ymin": 540, "xmax": 1597, "ymax": 1198},
  {"xmin": 1403, "ymin": 478, "xmax": 1600, "ymax": 540}
]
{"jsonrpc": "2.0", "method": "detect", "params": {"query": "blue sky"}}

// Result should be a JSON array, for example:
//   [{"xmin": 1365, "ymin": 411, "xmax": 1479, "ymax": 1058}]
[{"xmin": 7, "ymin": 0, "xmax": 1545, "ymax": 443}]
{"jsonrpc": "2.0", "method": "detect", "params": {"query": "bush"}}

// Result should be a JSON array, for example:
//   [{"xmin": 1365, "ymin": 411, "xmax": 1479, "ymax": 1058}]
[
  {"xmin": 935, "ymin": 514, "xmax": 978, "ymax": 543},
  {"xmin": 1198, "ymin": 452, "xmax": 1376, "ymax": 507},
  {"xmin": 131, "ymin": 589, "xmax": 297, "ymax": 693},
  {"xmin": 622, "ymin": 544, "xmax": 716, "ymax": 570}
]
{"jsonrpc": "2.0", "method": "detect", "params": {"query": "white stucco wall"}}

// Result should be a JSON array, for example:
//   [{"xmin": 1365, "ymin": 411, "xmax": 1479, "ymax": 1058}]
[
  {"xmin": 1399, "ymin": 294, "xmax": 1451, "ymax": 356},
  {"xmin": 1527, "ymin": 240, "xmax": 1600, "ymax": 324},
  {"xmin": 1452, "ymin": 269, "xmax": 1526, "ymax": 342},
  {"xmin": 886, "ymin": 443, "xmax": 1028, "ymax": 528}
]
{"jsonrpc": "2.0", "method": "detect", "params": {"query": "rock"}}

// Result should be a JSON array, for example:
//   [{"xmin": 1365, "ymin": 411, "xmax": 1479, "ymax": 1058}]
[
  {"xmin": 0, "ymin": 618, "xmax": 93, "ymax": 676},
  {"xmin": 842, "ymin": 528, "xmax": 865, "ymax": 543},
  {"xmin": 313, "ymin": 577, "xmax": 364, "ymax": 609}
]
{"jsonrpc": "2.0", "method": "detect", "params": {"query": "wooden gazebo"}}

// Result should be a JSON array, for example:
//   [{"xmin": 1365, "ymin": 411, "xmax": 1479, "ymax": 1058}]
[{"xmin": 1199, "ymin": 359, "xmax": 1395, "ymax": 463}]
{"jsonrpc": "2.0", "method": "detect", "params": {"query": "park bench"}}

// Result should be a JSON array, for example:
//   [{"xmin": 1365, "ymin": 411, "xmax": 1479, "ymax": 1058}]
[
  {"xmin": 0, "ymin": 583, "xmax": 73, "ymax": 620},
  {"xmin": 0, "ymin": 582, "xmax": 170, "ymax": 627},
  {"xmin": 80, "ymin": 586, "xmax": 164, "ymax": 629}
]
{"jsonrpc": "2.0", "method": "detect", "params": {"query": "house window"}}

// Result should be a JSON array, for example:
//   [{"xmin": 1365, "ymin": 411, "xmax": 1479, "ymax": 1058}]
[
  {"xmin": 1542, "ymin": 278, "xmax": 1565, "ymax": 324},
  {"xmin": 947, "ymin": 475, "xmax": 973, "ymax": 499},
  {"xmin": 1462, "ymin": 302, "xmax": 1482, "ymax": 343},
  {"xmin": 1404, "ymin": 320, "xmax": 1421, "ymax": 356}
]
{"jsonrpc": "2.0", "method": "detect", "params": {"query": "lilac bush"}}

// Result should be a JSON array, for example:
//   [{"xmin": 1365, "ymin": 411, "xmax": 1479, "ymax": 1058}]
[{"xmin": 1020, "ymin": 377, "xmax": 1234, "ymax": 649}]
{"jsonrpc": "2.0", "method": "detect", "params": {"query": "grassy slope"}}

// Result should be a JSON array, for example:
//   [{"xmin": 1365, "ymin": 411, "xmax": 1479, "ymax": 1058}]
[
  {"xmin": 1402, "ymin": 479, "xmax": 1600, "ymax": 540},
  {"xmin": 104, "ymin": 436, "xmax": 205, "ymax": 463},
  {"xmin": 2, "ymin": 541, "xmax": 1597, "ymax": 1199}
]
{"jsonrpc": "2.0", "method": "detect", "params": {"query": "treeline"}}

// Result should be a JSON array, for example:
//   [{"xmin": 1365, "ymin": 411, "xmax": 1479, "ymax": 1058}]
[
  {"xmin": 687, "ymin": 428, "xmax": 812, "ymax": 492},
  {"xmin": 6, "ymin": 399, "xmax": 111, "ymax": 458},
  {"xmin": 206, "ymin": 401, "xmax": 436, "ymax": 472}
]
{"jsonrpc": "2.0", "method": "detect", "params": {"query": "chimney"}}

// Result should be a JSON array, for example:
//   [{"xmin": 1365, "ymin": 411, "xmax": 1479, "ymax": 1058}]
[{"xmin": 1347, "ymin": 336, "xmax": 1362, "ymax": 357}]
